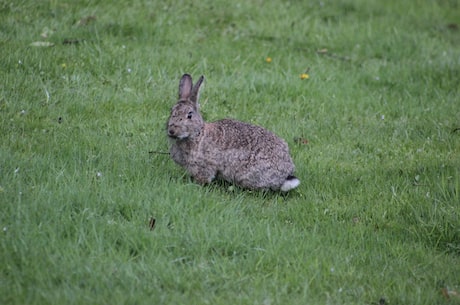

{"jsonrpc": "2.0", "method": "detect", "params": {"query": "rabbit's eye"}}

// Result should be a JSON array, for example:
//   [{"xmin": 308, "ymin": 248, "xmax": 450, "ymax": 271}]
[{"xmin": 187, "ymin": 111, "xmax": 193, "ymax": 119}]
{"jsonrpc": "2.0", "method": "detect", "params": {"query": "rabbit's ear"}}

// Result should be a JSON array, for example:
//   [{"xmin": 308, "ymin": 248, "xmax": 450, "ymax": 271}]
[
  {"xmin": 179, "ymin": 74, "xmax": 193, "ymax": 100},
  {"xmin": 190, "ymin": 75, "xmax": 204, "ymax": 104}
]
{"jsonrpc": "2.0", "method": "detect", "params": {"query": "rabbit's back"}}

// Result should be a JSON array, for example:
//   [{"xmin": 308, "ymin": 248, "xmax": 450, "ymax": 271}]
[
  {"xmin": 206, "ymin": 119, "xmax": 288, "ymax": 153},
  {"xmin": 202, "ymin": 119, "xmax": 295, "ymax": 190}
]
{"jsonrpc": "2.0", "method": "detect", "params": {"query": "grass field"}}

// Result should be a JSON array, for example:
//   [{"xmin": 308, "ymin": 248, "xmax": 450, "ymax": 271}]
[{"xmin": 1, "ymin": 0, "xmax": 459, "ymax": 304}]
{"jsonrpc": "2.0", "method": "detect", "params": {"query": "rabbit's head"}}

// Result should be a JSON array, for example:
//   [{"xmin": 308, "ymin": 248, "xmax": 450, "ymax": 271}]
[{"xmin": 167, "ymin": 74, "xmax": 205, "ymax": 140}]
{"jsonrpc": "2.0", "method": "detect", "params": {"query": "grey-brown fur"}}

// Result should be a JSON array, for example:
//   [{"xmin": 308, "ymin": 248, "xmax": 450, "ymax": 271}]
[{"xmin": 167, "ymin": 74, "xmax": 300, "ymax": 192}]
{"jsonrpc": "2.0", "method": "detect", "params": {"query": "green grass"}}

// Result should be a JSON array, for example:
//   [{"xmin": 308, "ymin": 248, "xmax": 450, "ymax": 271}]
[{"xmin": 1, "ymin": 0, "xmax": 459, "ymax": 304}]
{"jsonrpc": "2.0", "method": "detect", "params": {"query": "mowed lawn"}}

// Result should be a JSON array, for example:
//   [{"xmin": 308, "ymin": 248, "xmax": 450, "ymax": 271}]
[{"xmin": 1, "ymin": 0, "xmax": 459, "ymax": 304}]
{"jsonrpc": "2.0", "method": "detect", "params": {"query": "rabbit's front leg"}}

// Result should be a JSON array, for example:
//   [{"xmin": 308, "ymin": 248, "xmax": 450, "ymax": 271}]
[{"xmin": 187, "ymin": 165, "xmax": 216, "ymax": 185}]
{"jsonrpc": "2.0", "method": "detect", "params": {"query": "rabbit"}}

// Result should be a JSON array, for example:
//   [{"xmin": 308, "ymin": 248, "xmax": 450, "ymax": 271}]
[{"xmin": 167, "ymin": 74, "xmax": 300, "ymax": 192}]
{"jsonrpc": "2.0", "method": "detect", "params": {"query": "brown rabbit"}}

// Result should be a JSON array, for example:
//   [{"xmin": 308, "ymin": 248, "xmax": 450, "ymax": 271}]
[{"xmin": 167, "ymin": 74, "xmax": 300, "ymax": 192}]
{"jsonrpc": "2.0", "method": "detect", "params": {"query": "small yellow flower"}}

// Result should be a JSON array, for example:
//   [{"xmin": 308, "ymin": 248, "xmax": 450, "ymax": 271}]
[
  {"xmin": 300, "ymin": 73, "xmax": 309, "ymax": 80},
  {"xmin": 265, "ymin": 57, "xmax": 272, "ymax": 63},
  {"xmin": 61, "ymin": 63, "xmax": 67, "ymax": 69}
]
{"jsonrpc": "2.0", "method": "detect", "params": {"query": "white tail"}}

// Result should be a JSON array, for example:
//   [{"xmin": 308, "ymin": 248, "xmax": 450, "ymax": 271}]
[{"xmin": 281, "ymin": 176, "xmax": 300, "ymax": 192}]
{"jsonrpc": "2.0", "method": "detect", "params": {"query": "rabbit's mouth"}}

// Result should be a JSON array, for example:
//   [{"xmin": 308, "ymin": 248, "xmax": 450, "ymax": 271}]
[
  {"xmin": 168, "ymin": 134, "xmax": 180, "ymax": 140},
  {"xmin": 168, "ymin": 126, "xmax": 202, "ymax": 140},
  {"xmin": 168, "ymin": 133, "xmax": 189, "ymax": 140},
  {"xmin": 168, "ymin": 128, "xmax": 181, "ymax": 139},
  {"xmin": 168, "ymin": 127, "xmax": 196, "ymax": 140}
]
